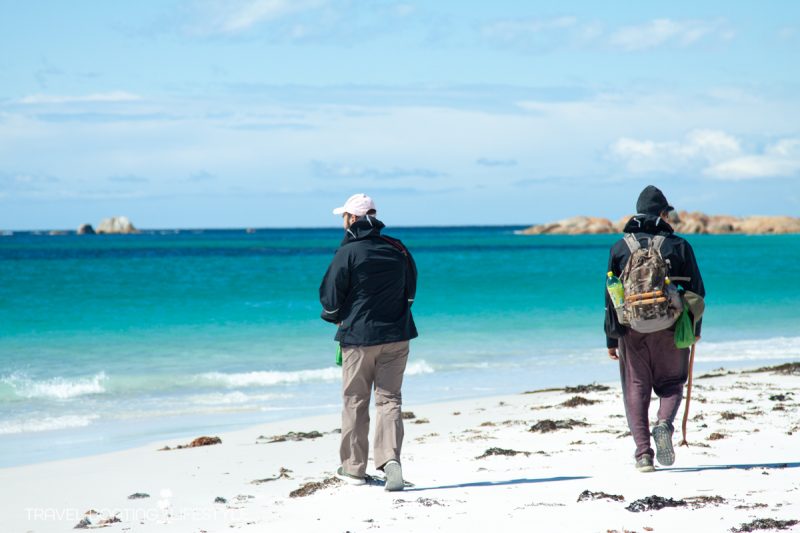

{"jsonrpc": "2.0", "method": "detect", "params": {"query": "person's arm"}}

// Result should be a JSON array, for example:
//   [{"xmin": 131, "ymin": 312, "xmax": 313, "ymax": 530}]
[
  {"xmin": 405, "ymin": 248, "xmax": 417, "ymax": 308},
  {"xmin": 604, "ymin": 246, "xmax": 620, "ymax": 359},
  {"xmin": 319, "ymin": 248, "xmax": 350, "ymax": 324}
]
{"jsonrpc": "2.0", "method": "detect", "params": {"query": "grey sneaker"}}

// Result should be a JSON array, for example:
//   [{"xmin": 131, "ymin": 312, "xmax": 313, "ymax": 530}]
[
  {"xmin": 383, "ymin": 460, "xmax": 404, "ymax": 492},
  {"xmin": 336, "ymin": 466, "xmax": 366, "ymax": 486},
  {"xmin": 652, "ymin": 420, "xmax": 675, "ymax": 466},
  {"xmin": 635, "ymin": 454, "xmax": 655, "ymax": 473}
]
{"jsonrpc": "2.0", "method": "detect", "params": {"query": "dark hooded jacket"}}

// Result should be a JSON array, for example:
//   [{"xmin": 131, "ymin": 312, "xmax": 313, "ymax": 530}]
[
  {"xmin": 605, "ymin": 214, "xmax": 705, "ymax": 348},
  {"xmin": 319, "ymin": 215, "xmax": 418, "ymax": 346}
]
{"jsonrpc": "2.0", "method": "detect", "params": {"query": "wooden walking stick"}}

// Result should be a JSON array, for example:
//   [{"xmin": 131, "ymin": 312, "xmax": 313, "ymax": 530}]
[{"xmin": 678, "ymin": 342, "xmax": 697, "ymax": 446}]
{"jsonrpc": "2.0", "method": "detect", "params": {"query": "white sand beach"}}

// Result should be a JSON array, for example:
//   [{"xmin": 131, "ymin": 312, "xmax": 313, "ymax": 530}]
[{"xmin": 2, "ymin": 363, "xmax": 798, "ymax": 533}]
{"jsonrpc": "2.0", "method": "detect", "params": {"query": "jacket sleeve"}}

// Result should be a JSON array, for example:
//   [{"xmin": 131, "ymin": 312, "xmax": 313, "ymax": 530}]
[
  {"xmin": 405, "ymin": 248, "xmax": 418, "ymax": 307},
  {"xmin": 319, "ymin": 248, "xmax": 350, "ymax": 324},
  {"xmin": 604, "ymin": 245, "xmax": 625, "ymax": 349},
  {"xmin": 682, "ymin": 241, "xmax": 705, "ymax": 337}
]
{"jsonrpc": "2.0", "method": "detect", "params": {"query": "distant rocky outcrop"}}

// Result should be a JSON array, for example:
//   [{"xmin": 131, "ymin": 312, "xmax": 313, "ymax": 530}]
[
  {"xmin": 519, "ymin": 212, "xmax": 800, "ymax": 235},
  {"xmin": 518, "ymin": 216, "xmax": 617, "ymax": 235},
  {"xmin": 77, "ymin": 223, "xmax": 96, "ymax": 235},
  {"xmin": 96, "ymin": 216, "xmax": 138, "ymax": 234}
]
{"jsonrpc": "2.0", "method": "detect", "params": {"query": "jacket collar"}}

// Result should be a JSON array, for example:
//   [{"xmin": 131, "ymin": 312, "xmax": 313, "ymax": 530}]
[
  {"xmin": 342, "ymin": 215, "xmax": 385, "ymax": 243},
  {"xmin": 622, "ymin": 213, "xmax": 675, "ymax": 235}
]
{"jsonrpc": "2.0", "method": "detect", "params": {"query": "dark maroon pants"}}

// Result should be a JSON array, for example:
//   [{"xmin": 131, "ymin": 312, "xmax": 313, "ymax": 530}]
[{"xmin": 619, "ymin": 328, "xmax": 690, "ymax": 459}]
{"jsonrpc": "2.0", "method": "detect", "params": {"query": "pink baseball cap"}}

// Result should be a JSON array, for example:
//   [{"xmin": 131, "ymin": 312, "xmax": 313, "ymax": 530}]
[{"xmin": 332, "ymin": 193, "xmax": 376, "ymax": 216}]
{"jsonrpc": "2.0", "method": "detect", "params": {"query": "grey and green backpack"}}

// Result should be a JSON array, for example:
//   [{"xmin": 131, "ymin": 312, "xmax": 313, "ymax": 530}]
[{"xmin": 620, "ymin": 234, "xmax": 684, "ymax": 333}]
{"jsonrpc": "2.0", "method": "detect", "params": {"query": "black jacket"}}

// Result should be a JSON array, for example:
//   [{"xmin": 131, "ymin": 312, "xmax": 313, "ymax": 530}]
[
  {"xmin": 604, "ymin": 214, "xmax": 705, "ymax": 348},
  {"xmin": 319, "ymin": 216, "xmax": 418, "ymax": 346}
]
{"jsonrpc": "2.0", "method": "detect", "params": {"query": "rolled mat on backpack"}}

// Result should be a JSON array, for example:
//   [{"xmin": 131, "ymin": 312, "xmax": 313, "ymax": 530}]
[{"xmin": 625, "ymin": 290, "xmax": 663, "ymax": 301}]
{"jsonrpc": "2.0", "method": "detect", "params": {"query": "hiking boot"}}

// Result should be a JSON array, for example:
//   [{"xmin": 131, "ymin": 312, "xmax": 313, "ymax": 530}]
[
  {"xmin": 382, "ymin": 460, "xmax": 404, "ymax": 492},
  {"xmin": 336, "ymin": 466, "xmax": 366, "ymax": 486},
  {"xmin": 635, "ymin": 454, "xmax": 655, "ymax": 473},
  {"xmin": 652, "ymin": 420, "xmax": 675, "ymax": 466}
]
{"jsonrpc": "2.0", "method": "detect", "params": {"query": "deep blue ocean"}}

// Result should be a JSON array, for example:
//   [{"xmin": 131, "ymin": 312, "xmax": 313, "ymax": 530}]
[{"xmin": 1, "ymin": 227, "xmax": 799, "ymax": 467}]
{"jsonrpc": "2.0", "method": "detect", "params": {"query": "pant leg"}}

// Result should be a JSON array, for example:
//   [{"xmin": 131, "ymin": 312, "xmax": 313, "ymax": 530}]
[
  {"xmin": 372, "ymin": 340, "xmax": 409, "ymax": 470},
  {"xmin": 340, "ymin": 344, "xmax": 378, "ymax": 476},
  {"xmin": 619, "ymin": 331, "xmax": 655, "ymax": 459},
  {"xmin": 648, "ymin": 329, "xmax": 690, "ymax": 426}
]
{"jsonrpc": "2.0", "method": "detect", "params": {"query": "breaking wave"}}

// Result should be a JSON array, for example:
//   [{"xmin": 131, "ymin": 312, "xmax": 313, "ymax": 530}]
[
  {"xmin": 0, "ymin": 372, "xmax": 107, "ymax": 400},
  {"xmin": 196, "ymin": 360, "xmax": 435, "ymax": 388}
]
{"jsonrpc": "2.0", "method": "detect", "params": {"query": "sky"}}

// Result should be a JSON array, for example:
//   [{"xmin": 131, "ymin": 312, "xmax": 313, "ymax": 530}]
[{"xmin": 1, "ymin": 0, "xmax": 799, "ymax": 229}]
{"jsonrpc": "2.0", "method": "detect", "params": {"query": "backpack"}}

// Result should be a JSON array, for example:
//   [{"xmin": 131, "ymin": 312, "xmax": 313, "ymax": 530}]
[{"xmin": 620, "ymin": 234, "xmax": 683, "ymax": 333}]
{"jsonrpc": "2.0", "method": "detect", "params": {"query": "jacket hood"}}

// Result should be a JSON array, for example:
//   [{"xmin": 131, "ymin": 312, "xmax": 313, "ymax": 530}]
[
  {"xmin": 342, "ymin": 215, "xmax": 385, "ymax": 242},
  {"xmin": 623, "ymin": 213, "xmax": 674, "ymax": 235}
]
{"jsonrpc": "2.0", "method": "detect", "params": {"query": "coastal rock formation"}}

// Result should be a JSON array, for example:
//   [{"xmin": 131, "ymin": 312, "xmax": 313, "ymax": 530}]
[
  {"xmin": 96, "ymin": 216, "xmax": 137, "ymax": 234},
  {"xmin": 518, "ymin": 216, "xmax": 616, "ymax": 235},
  {"xmin": 520, "ymin": 212, "xmax": 800, "ymax": 235},
  {"xmin": 77, "ymin": 223, "xmax": 95, "ymax": 235},
  {"xmin": 734, "ymin": 216, "xmax": 800, "ymax": 234}
]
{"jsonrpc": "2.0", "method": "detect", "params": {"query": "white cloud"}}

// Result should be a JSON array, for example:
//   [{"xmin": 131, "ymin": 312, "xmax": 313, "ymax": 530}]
[
  {"xmin": 195, "ymin": 0, "xmax": 326, "ymax": 34},
  {"xmin": 612, "ymin": 130, "xmax": 800, "ymax": 180},
  {"xmin": 312, "ymin": 161, "xmax": 445, "ymax": 180},
  {"xmin": 481, "ymin": 16, "xmax": 733, "ymax": 52},
  {"xmin": 480, "ymin": 16, "xmax": 602, "ymax": 50},
  {"xmin": 610, "ymin": 18, "xmax": 733, "ymax": 51},
  {"xmin": 612, "ymin": 129, "xmax": 741, "ymax": 173},
  {"xmin": 18, "ymin": 91, "xmax": 141, "ymax": 105},
  {"xmin": 705, "ymin": 138, "xmax": 800, "ymax": 180}
]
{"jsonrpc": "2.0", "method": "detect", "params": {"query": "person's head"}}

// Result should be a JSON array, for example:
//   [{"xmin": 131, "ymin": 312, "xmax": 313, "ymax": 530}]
[
  {"xmin": 332, "ymin": 193, "xmax": 377, "ymax": 229},
  {"xmin": 636, "ymin": 185, "xmax": 674, "ymax": 221}
]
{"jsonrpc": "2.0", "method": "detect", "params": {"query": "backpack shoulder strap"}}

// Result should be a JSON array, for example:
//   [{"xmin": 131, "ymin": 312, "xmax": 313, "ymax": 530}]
[
  {"xmin": 379, "ymin": 235, "xmax": 408, "ymax": 257},
  {"xmin": 651, "ymin": 235, "xmax": 666, "ymax": 254},
  {"xmin": 623, "ymin": 233, "xmax": 641, "ymax": 253}
]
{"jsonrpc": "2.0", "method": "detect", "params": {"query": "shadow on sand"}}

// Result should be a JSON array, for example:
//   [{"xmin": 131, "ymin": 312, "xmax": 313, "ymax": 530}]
[
  {"xmin": 403, "ymin": 475, "xmax": 590, "ymax": 492},
  {"xmin": 662, "ymin": 461, "xmax": 800, "ymax": 473}
]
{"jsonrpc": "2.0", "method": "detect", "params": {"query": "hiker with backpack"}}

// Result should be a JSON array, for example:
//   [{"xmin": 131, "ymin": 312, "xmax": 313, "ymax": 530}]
[
  {"xmin": 604, "ymin": 185, "xmax": 705, "ymax": 472},
  {"xmin": 319, "ymin": 193, "xmax": 418, "ymax": 491}
]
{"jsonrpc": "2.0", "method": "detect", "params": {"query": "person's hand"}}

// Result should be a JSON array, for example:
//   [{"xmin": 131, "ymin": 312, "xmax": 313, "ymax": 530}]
[
  {"xmin": 695, "ymin": 335, "xmax": 701, "ymax": 343},
  {"xmin": 607, "ymin": 348, "xmax": 619, "ymax": 360}
]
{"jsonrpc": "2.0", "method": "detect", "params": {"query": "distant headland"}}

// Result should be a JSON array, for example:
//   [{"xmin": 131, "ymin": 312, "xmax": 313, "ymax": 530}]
[{"xmin": 519, "ymin": 212, "xmax": 800, "ymax": 235}]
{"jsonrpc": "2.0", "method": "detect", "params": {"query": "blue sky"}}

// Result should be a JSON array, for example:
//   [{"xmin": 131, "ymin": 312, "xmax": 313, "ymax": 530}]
[{"xmin": 1, "ymin": 0, "xmax": 799, "ymax": 229}]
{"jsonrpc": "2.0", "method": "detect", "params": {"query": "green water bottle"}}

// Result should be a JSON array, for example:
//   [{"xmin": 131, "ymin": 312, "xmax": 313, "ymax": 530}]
[
  {"xmin": 335, "ymin": 344, "xmax": 342, "ymax": 366},
  {"xmin": 606, "ymin": 271, "xmax": 625, "ymax": 321}
]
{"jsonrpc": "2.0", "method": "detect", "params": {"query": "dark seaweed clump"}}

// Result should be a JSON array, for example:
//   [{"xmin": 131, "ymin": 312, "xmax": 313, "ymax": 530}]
[
  {"xmin": 529, "ymin": 419, "xmax": 589, "ymax": 433},
  {"xmin": 561, "ymin": 396, "xmax": 600, "ymax": 408},
  {"xmin": 626, "ymin": 495, "xmax": 687, "ymax": 513},
  {"xmin": 476, "ymin": 447, "xmax": 530, "ymax": 459},
  {"xmin": 731, "ymin": 518, "xmax": 799, "ymax": 532},
  {"xmin": 564, "ymin": 383, "xmax": 610, "ymax": 393},
  {"xmin": 289, "ymin": 477, "xmax": 342, "ymax": 498},
  {"xmin": 577, "ymin": 490, "xmax": 624, "ymax": 502}
]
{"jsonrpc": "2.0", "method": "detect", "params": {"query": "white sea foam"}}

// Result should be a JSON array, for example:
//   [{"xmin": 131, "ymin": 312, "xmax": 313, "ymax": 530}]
[
  {"xmin": 198, "ymin": 368, "xmax": 340, "ymax": 387},
  {"xmin": 407, "ymin": 360, "xmax": 435, "ymax": 375},
  {"xmin": 693, "ymin": 336, "xmax": 800, "ymax": 362},
  {"xmin": 187, "ymin": 391, "xmax": 293, "ymax": 405},
  {"xmin": 0, "ymin": 414, "xmax": 99, "ymax": 435},
  {"xmin": 1, "ymin": 372, "xmax": 107, "ymax": 400},
  {"xmin": 197, "ymin": 360, "xmax": 435, "ymax": 388}
]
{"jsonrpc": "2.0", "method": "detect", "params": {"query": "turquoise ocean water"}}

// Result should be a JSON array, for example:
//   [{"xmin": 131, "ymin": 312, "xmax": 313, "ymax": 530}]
[{"xmin": 1, "ymin": 227, "xmax": 799, "ymax": 467}]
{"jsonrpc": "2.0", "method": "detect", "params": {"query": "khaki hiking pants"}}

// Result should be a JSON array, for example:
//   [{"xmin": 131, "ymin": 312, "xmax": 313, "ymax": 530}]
[{"xmin": 340, "ymin": 340, "xmax": 409, "ymax": 477}]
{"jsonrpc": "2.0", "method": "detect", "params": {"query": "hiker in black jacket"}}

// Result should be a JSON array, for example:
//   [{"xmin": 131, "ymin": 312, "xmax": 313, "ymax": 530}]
[
  {"xmin": 319, "ymin": 193, "xmax": 418, "ymax": 492},
  {"xmin": 605, "ymin": 185, "xmax": 705, "ymax": 473}
]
